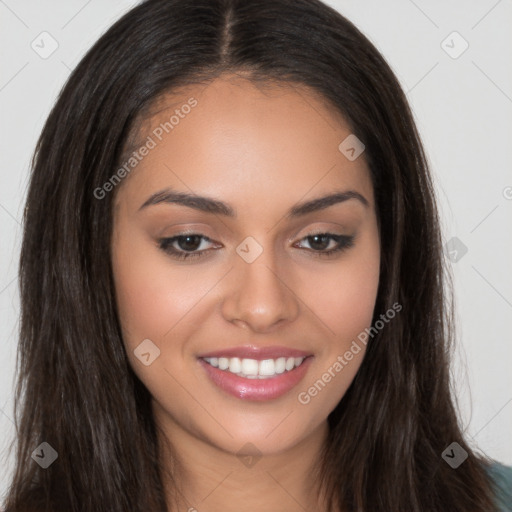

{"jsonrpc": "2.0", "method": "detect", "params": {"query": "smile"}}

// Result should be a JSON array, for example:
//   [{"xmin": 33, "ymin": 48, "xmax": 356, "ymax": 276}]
[
  {"xmin": 198, "ymin": 346, "xmax": 313, "ymax": 401},
  {"xmin": 202, "ymin": 356, "xmax": 306, "ymax": 379}
]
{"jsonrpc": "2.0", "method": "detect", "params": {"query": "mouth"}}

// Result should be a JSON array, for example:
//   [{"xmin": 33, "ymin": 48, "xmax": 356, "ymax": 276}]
[
  {"xmin": 202, "ymin": 355, "xmax": 307, "ymax": 378},
  {"xmin": 197, "ymin": 346, "xmax": 313, "ymax": 401}
]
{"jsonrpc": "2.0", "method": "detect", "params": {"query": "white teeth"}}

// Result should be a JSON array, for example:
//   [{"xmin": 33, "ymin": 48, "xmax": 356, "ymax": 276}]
[
  {"xmin": 259, "ymin": 359, "xmax": 275, "ymax": 376},
  {"xmin": 229, "ymin": 357, "xmax": 242, "ymax": 373},
  {"xmin": 275, "ymin": 357, "xmax": 286, "ymax": 374},
  {"xmin": 203, "ymin": 355, "xmax": 306, "ymax": 378},
  {"xmin": 241, "ymin": 358, "xmax": 259, "ymax": 376}
]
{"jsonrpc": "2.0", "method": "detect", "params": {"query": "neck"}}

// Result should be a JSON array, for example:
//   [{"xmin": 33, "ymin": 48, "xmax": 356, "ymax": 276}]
[{"xmin": 155, "ymin": 411, "xmax": 332, "ymax": 512}]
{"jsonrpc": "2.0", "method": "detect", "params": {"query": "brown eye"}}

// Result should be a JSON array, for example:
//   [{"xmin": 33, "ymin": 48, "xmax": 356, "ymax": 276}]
[
  {"xmin": 158, "ymin": 232, "xmax": 355, "ymax": 262},
  {"xmin": 306, "ymin": 234, "xmax": 333, "ymax": 251},
  {"xmin": 174, "ymin": 235, "xmax": 203, "ymax": 251},
  {"xmin": 158, "ymin": 234, "xmax": 216, "ymax": 260},
  {"xmin": 296, "ymin": 233, "xmax": 355, "ymax": 257}
]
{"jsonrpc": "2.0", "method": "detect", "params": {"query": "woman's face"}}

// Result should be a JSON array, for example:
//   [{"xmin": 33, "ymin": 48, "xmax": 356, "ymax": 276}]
[{"xmin": 112, "ymin": 75, "xmax": 380, "ymax": 457}]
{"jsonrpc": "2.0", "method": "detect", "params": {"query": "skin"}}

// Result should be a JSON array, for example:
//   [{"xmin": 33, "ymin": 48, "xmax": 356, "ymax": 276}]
[{"xmin": 112, "ymin": 74, "xmax": 380, "ymax": 512}]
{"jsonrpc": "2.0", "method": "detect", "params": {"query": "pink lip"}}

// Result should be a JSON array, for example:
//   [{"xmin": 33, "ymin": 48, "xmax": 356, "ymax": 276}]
[
  {"xmin": 198, "ymin": 355, "xmax": 313, "ymax": 401},
  {"xmin": 198, "ymin": 345, "xmax": 311, "ymax": 361}
]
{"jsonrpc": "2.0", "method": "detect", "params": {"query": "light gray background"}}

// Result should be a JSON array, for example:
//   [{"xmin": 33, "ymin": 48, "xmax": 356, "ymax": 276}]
[{"xmin": 1, "ymin": 0, "xmax": 511, "ymax": 497}]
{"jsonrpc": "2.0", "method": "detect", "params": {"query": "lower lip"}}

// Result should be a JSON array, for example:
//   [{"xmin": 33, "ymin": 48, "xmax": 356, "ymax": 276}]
[{"xmin": 198, "ymin": 357, "xmax": 313, "ymax": 401}]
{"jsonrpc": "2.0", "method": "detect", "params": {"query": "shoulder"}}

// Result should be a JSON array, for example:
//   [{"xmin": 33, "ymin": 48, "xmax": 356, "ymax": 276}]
[{"xmin": 486, "ymin": 462, "xmax": 512, "ymax": 511}]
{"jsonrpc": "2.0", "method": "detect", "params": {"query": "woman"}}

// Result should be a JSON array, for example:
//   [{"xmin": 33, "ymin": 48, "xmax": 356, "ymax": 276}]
[{"xmin": 3, "ymin": 0, "xmax": 511, "ymax": 510}]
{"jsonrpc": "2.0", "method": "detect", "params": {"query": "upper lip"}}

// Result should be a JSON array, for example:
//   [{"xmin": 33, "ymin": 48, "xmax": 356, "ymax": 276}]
[{"xmin": 198, "ymin": 345, "xmax": 312, "ymax": 361}]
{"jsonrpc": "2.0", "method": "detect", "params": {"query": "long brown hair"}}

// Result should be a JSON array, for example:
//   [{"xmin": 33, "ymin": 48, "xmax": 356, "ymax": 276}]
[{"xmin": 3, "ymin": 0, "xmax": 498, "ymax": 510}]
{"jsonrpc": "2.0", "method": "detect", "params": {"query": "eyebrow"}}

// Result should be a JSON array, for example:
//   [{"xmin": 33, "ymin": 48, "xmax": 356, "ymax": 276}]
[{"xmin": 138, "ymin": 188, "xmax": 369, "ymax": 217}]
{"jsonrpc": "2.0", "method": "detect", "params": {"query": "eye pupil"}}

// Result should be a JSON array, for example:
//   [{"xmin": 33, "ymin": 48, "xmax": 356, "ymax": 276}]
[
  {"xmin": 308, "ymin": 234, "xmax": 330, "ymax": 251},
  {"xmin": 178, "ymin": 235, "xmax": 202, "ymax": 251},
  {"xmin": 160, "ymin": 232, "xmax": 352, "ymax": 261}
]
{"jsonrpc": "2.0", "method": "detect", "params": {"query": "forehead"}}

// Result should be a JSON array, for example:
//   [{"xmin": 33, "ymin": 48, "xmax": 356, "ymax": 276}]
[{"xmin": 114, "ymin": 75, "xmax": 374, "ymax": 214}]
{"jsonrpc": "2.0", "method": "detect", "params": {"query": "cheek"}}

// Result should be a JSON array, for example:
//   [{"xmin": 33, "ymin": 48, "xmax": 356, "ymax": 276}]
[
  {"xmin": 294, "ymin": 242, "xmax": 379, "ymax": 421},
  {"xmin": 328, "ymin": 263, "xmax": 379, "ymax": 342},
  {"xmin": 308, "ymin": 230, "xmax": 380, "ymax": 349},
  {"xmin": 113, "ymin": 220, "xmax": 380, "ymax": 359},
  {"xmin": 111, "ymin": 230, "xmax": 213, "ymax": 347}
]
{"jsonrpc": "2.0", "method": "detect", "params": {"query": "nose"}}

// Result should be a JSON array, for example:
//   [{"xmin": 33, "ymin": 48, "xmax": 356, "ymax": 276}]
[{"xmin": 220, "ymin": 246, "xmax": 300, "ymax": 332}]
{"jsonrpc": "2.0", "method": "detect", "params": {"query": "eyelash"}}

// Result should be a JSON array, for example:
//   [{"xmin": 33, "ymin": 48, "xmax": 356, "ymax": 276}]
[{"xmin": 158, "ymin": 232, "xmax": 355, "ymax": 261}]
